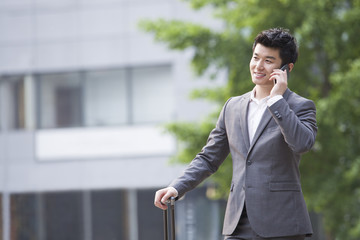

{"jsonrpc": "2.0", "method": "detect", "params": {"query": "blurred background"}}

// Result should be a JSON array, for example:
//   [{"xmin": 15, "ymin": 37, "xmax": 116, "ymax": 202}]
[
  {"xmin": 1, "ymin": 0, "xmax": 360, "ymax": 240},
  {"xmin": 0, "ymin": 0, "xmax": 226, "ymax": 239}
]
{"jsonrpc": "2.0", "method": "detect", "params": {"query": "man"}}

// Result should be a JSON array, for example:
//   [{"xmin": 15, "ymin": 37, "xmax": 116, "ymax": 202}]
[{"xmin": 154, "ymin": 28, "xmax": 317, "ymax": 240}]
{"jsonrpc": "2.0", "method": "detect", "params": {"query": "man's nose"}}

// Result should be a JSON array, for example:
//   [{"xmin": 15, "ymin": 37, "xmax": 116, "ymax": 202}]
[{"xmin": 255, "ymin": 61, "xmax": 264, "ymax": 70}]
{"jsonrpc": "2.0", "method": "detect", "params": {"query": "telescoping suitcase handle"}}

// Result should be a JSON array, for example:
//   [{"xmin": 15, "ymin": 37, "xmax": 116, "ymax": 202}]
[{"xmin": 163, "ymin": 197, "xmax": 176, "ymax": 240}]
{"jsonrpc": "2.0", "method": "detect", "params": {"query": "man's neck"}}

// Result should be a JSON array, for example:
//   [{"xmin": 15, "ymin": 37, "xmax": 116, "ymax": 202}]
[{"xmin": 254, "ymin": 85, "xmax": 271, "ymax": 100}]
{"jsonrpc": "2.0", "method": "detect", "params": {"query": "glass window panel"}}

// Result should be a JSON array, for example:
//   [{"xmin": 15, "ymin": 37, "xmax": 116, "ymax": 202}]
[
  {"xmin": 132, "ymin": 65, "xmax": 173, "ymax": 124},
  {"xmin": 1, "ymin": 76, "xmax": 26, "ymax": 129},
  {"xmin": 91, "ymin": 189, "xmax": 128, "ymax": 240},
  {"xmin": 0, "ymin": 194, "xmax": 2, "ymax": 239},
  {"xmin": 37, "ymin": 73, "xmax": 82, "ymax": 129},
  {"xmin": 43, "ymin": 191, "xmax": 83, "ymax": 240},
  {"xmin": 34, "ymin": 64, "xmax": 173, "ymax": 128},
  {"xmin": 84, "ymin": 70, "xmax": 127, "ymax": 126},
  {"xmin": 11, "ymin": 193, "xmax": 38, "ymax": 240},
  {"xmin": 137, "ymin": 189, "xmax": 163, "ymax": 240}
]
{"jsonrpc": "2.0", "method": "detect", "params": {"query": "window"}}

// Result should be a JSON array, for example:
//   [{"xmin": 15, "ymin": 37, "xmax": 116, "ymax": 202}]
[
  {"xmin": 0, "ymin": 194, "xmax": 2, "ymax": 238},
  {"xmin": 43, "ymin": 192, "xmax": 84, "ymax": 240},
  {"xmin": 11, "ymin": 194, "xmax": 38, "ymax": 240},
  {"xmin": 132, "ymin": 66, "xmax": 173, "ymax": 124},
  {"xmin": 0, "ymin": 76, "xmax": 26, "ymax": 129},
  {"xmin": 8, "ymin": 188, "xmax": 225, "ymax": 240},
  {"xmin": 84, "ymin": 70, "xmax": 128, "ymax": 126},
  {"xmin": 36, "ymin": 65, "xmax": 173, "ymax": 129},
  {"xmin": 37, "ymin": 73, "xmax": 83, "ymax": 129},
  {"xmin": 137, "ymin": 189, "xmax": 164, "ymax": 240},
  {"xmin": 9, "ymin": 189, "xmax": 151, "ymax": 240},
  {"xmin": 11, "ymin": 192, "xmax": 85, "ymax": 240},
  {"xmin": 91, "ymin": 190, "xmax": 128, "ymax": 240}
]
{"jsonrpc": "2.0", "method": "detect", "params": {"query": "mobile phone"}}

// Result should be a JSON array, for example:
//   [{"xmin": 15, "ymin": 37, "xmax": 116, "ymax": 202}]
[
  {"xmin": 280, "ymin": 64, "xmax": 290, "ymax": 80},
  {"xmin": 274, "ymin": 64, "xmax": 290, "ymax": 84}
]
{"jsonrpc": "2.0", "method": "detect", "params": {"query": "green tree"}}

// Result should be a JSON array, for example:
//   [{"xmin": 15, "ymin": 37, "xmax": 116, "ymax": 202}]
[{"xmin": 140, "ymin": 0, "xmax": 360, "ymax": 239}]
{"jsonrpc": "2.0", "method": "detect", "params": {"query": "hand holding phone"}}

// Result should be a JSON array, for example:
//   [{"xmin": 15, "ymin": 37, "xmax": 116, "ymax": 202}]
[
  {"xmin": 270, "ymin": 64, "xmax": 290, "ymax": 98},
  {"xmin": 274, "ymin": 64, "xmax": 290, "ymax": 84},
  {"xmin": 280, "ymin": 64, "xmax": 290, "ymax": 81}
]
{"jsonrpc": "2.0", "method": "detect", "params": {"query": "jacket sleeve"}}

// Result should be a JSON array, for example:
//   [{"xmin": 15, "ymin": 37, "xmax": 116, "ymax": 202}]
[
  {"xmin": 268, "ymin": 95, "xmax": 317, "ymax": 154},
  {"xmin": 170, "ymin": 99, "xmax": 231, "ymax": 198}
]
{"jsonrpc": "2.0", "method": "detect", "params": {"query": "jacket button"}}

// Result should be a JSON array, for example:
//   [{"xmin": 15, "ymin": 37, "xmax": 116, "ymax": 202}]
[
  {"xmin": 274, "ymin": 111, "xmax": 282, "ymax": 119},
  {"xmin": 247, "ymin": 160, "xmax": 252, "ymax": 165}
]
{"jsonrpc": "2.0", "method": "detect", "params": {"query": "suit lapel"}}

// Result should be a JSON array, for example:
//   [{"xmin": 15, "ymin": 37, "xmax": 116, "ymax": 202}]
[
  {"xmin": 246, "ymin": 88, "xmax": 291, "ymax": 155},
  {"xmin": 248, "ymin": 109, "xmax": 272, "ymax": 155},
  {"xmin": 239, "ymin": 94, "xmax": 251, "ymax": 151}
]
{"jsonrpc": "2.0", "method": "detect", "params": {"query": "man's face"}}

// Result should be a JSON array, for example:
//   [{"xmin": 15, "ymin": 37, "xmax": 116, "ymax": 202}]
[{"xmin": 250, "ymin": 44, "xmax": 282, "ymax": 87}]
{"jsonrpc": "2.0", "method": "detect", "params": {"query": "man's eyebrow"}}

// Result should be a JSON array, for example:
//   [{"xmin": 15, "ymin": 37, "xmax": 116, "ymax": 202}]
[
  {"xmin": 266, "ymin": 56, "xmax": 277, "ymax": 60},
  {"xmin": 253, "ymin": 53, "xmax": 276, "ymax": 60}
]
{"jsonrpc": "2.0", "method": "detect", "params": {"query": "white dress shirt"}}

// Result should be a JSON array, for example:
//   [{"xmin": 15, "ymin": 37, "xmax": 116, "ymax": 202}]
[{"xmin": 247, "ymin": 89, "xmax": 283, "ymax": 143}]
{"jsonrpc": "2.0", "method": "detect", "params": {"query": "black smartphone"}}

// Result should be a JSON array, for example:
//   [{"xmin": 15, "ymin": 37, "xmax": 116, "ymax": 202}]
[
  {"xmin": 280, "ymin": 64, "xmax": 290, "ymax": 80},
  {"xmin": 274, "ymin": 64, "xmax": 290, "ymax": 84}
]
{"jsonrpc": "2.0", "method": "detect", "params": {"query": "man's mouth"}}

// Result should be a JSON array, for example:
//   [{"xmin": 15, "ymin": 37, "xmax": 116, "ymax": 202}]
[{"xmin": 254, "ymin": 72, "xmax": 266, "ymax": 78}]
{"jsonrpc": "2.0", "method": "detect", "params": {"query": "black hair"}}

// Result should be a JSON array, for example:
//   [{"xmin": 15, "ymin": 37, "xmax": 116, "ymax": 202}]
[{"xmin": 252, "ymin": 28, "xmax": 298, "ymax": 65}]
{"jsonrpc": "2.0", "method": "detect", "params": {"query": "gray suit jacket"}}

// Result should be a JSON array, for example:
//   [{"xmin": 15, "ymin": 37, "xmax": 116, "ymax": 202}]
[{"xmin": 170, "ymin": 88, "xmax": 317, "ymax": 238}]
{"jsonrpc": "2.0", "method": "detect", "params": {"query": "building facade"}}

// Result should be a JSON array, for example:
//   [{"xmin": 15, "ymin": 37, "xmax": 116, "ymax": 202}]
[{"xmin": 0, "ymin": 0, "xmax": 226, "ymax": 239}]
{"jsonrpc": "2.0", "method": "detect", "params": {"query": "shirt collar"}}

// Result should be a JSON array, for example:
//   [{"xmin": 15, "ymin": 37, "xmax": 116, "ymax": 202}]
[{"xmin": 250, "ymin": 88, "xmax": 270, "ymax": 105}]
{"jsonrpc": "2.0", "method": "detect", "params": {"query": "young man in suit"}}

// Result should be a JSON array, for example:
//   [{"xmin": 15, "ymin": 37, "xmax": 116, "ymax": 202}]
[{"xmin": 154, "ymin": 28, "xmax": 317, "ymax": 240}]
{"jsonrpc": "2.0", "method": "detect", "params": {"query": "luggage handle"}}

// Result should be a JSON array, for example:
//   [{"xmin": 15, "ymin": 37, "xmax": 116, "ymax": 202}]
[{"xmin": 163, "ymin": 197, "xmax": 176, "ymax": 240}]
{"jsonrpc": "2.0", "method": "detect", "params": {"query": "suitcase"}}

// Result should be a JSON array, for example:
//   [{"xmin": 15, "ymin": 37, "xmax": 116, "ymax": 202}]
[{"xmin": 163, "ymin": 197, "xmax": 176, "ymax": 240}]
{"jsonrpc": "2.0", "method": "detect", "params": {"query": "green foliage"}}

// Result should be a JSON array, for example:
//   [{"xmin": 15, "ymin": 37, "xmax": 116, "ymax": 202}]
[
  {"xmin": 302, "ymin": 59, "xmax": 360, "ymax": 238},
  {"xmin": 140, "ymin": 0, "xmax": 360, "ymax": 238}
]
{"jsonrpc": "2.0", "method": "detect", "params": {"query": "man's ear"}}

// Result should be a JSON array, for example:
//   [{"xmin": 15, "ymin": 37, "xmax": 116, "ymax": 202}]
[{"xmin": 288, "ymin": 63, "xmax": 294, "ymax": 72}]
